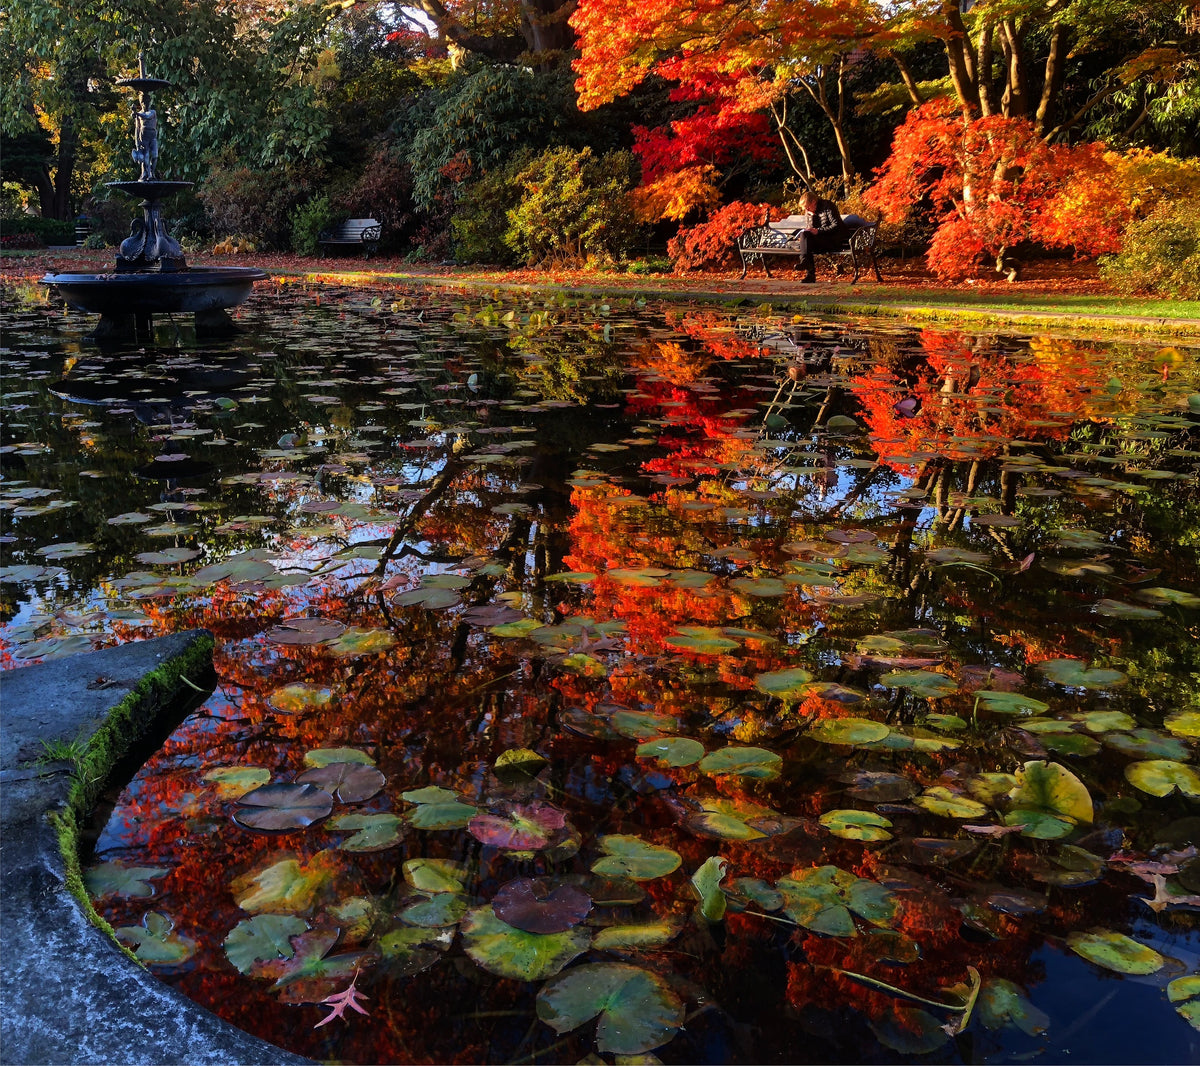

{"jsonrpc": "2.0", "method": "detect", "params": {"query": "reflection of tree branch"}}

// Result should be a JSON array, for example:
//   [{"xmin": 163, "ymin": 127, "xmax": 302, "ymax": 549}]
[{"xmin": 378, "ymin": 440, "xmax": 479, "ymax": 567}]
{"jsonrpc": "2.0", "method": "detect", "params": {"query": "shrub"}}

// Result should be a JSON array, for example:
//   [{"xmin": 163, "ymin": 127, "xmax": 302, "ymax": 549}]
[
  {"xmin": 1, "ymin": 232, "xmax": 40, "ymax": 250},
  {"xmin": 0, "ymin": 216, "xmax": 74, "ymax": 245},
  {"xmin": 334, "ymin": 147, "xmax": 417, "ymax": 253},
  {"xmin": 290, "ymin": 194, "xmax": 336, "ymax": 256},
  {"xmin": 82, "ymin": 233, "xmax": 108, "ymax": 250},
  {"xmin": 504, "ymin": 147, "xmax": 641, "ymax": 267},
  {"xmin": 1099, "ymin": 200, "xmax": 1200, "ymax": 298},
  {"xmin": 668, "ymin": 201, "xmax": 775, "ymax": 272},
  {"xmin": 451, "ymin": 151, "xmax": 532, "ymax": 265},
  {"xmin": 199, "ymin": 158, "xmax": 323, "ymax": 249}
]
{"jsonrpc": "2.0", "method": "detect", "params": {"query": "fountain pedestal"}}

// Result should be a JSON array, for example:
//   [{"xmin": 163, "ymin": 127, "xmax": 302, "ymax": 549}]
[{"xmin": 42, "ymin": 56, "xmax": 264, "ymax": 342}]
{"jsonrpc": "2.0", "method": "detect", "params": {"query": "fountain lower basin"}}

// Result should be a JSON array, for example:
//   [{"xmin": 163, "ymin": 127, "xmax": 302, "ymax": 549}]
[{"xmin": 42, "ymin": 266, "xmax": 268, "ymax": 316}]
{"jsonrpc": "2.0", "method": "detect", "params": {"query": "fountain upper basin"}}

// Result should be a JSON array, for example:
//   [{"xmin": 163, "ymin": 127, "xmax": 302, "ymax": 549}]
[{"xmin": 42, "ymin": 266, "xmax": 269, "ymax": 316}]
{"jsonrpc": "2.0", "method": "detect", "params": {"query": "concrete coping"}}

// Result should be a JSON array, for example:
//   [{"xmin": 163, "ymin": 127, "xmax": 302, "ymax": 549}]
[{"xmin": 0, "ymin": 631, "xmax": 311, "ymax": 1066}]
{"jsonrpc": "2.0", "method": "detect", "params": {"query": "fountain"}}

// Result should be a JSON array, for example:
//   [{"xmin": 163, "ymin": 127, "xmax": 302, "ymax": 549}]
[{"xmin": 42, "ymin": 53, "xmax": 266, "ymax": 342}]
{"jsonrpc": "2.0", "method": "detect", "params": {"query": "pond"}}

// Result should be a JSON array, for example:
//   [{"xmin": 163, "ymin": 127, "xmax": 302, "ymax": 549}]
[{"xmin": 2, "ymin": 278, "xmax": 1199, "ymax": 1065}]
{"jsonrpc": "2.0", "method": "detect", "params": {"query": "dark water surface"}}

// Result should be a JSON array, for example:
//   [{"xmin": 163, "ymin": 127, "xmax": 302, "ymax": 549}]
[{"xmin": 2, "ymin": 279, "xmax": 1199, "ymax": 1064}]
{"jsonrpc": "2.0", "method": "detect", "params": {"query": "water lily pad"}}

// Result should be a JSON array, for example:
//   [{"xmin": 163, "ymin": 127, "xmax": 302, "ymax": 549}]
[
  {"xmin": 880, "ymin": 670, "xmax": 957, "ymax": 698},
  {"xmin": 114, "ymin": 911, "xmax": 196, "ymax": 965},
  {"xmin": 403, "ymin": 858, "xmax": 468, "ymax": 894},
  {"xmin": 134, "ymin": 547, "xmax": 200, "ymax": 565},
  {"xmin": 728, "ymin": 878, "xmax": 784, "ymax": 912},
  {"xmin": 408, "ymin": 800, "xmax": 478, "ymax": 830},
  {"xmin": 776, "ymin": 865, "xmax": 897, "ymax": 936},
  {"xmin": 223, "ymin": 914, "xmax": 308, "ymax": 974},
  {"xmin": 469, "ymin": 803, "xmax": 566, "ymax": 849},
  {"xmin": 730, "ymin": 576, "xmax": 789, "ymax": 597},
  {"xmin": 1006, "ymin": 761, "xmax": 1093, "ymax": 838},
  {"xmin": 819, "ymin": 809, "xmax": 893, "ymax": 841},
  {"xmin": 267, "ymin": 683, "xmax": 333, "ymax": 714},
  {"xmin": 913, "ymin": 787, "xmax": 988, "ymax": 819},
  {"xmin": 234, "ymin": 783, "xmax": 334, "ymax": 831},
  {"xmin": 401, "ymin": 893, "xmax": 470, "ymax": 928},
  {"xmin": 870, "ymin": 1006, "xmax": 949, "ymax": 1054},
  {"xmin": 296, "ymin": 762, "xmax": 386, "ymax": 804},
  {"xmin": 1071, "ymin": 710, "xmax": 1136, "ymax": 733},
  {"xmin": 592, "ymin": 922, "xmax": 680, "ymax": 950},
  {"xmin": 611, "ymin": 709, "xmax": 681, "ymax": 740},
  {"xmin": 1067, "ymin": 930, "xmax": 1165, "ymax": 974},
  {"xmin": 1134, "ymin": 586, "xmax": 1200, "ymax": 608},
  {"xmin": 203, "ymin": 766, "xmax": 271, "ymax": 799},
  {"xmin": 591, "ymin": 835, "xmax": 681, "ymax": 881},
  {"xmin": 636, "ymin": 736, "xmax": 705, "ymax": 767},
  {"xmin": 842, "ymin": 771, "xmax": 916, "ymax": 803},
  {"xmin": 1094, "ymin": 598, "xmax": 1163, "ymax": 619},
  {"xmin": 974, "ymin": 691, "xmax": 1050, "ymax": 715},
  {"xmin": 304, "ymin": 747, "xmax": 374, "ymax": 768},
  {"xmin": 392, "ymin": 586, "xmax": 462, "ymax": 609},
  {"xmin": 1104, "ymin": 729, "xmax": 1191, "ymax": 760},
  {"xmin": 231, "ymin": 851, "xmax": 338, "ymax": 914},
  {"xmin": 536, "ymin": 962, "xmax": 684, "ymax": 1055},
  {"xmin": 978, "ymin": 978, "xmax": 1049, "ymax": 1035},
  {"xmin": 1168, "ymin": 976, "xmax": 1200, "ymax": 1032},
  {"xmin": 691, "ymin": 856, "xmax": 728, "ymax": 921},
  {"xmin": 808, "ymin": 718, "xmax": 890, "ymax": 746},
  {"xmin": 461, "ymin": 906, "xmax": 590, "ymax": 980},
  {"xmin": 1164, "ymin": 710, "xmax": 1200, "ymax": 738},
  {"xmin": 1039, "ymin": 659, "xmax": 1127, "ymax": 689},
  {"xmin": 261, "ymin": 928, "xmax": 371, "ymax": 1003},
  {"xmin": 494, "ymin": 747, "xmax": 549, "ymax": 781},
  {"xmin": 324, "ymin": 626, "xmax": 397, "ymax": 656},
  {"xmin": 698, "ymin": 746, "xmax": 782, "ymax": 780},
  {"xmin": 754, "ymin": 667, "xmax": 814, "ymax": 699},
  {"xmin": 664, "ymin": 627, "xmax": 740, "ymax": 654},
  {"xmin": 326, "ymin": 812, "xmax": 404, "ymax": 850},
  {"xmin": 492, "ymin": 878, "xmax": 593, "ymax": 933},
  {"xmin": 83, "ymin": 861, "xmax": 168, "ymax": 900},
  {"xmin": 265, "ymin": 617, "xmax": 346, "ymax": 646},
  {"xmin": 1124, "ymin": 759, "xmax": 1200, "ymax": 797}
]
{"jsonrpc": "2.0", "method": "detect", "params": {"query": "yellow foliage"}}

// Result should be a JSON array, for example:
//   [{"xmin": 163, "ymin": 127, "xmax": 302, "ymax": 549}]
[
  {"xmin": 1104, "ymin": 149, "xmax": 1200, "ymax": 217},
  {"xmin": 632, "ymin": 166, "xmax": 721, "ymax": 223},
  {"xmin": 212, "ymin": 236, "xmax": 258, "ymax": 254}
]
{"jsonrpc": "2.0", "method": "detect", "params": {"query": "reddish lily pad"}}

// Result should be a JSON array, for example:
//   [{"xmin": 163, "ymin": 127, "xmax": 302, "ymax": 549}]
[
  {"xmin": 468, "ymin": 803, "xmax": 567, "ymax": 850},
  {"xmin": 492, "ymin": 878, "xmax": 593, "ymax": 934},
  {"xmin": 234, "ymin": 783, "xmax": 334, "ymax": 831}
]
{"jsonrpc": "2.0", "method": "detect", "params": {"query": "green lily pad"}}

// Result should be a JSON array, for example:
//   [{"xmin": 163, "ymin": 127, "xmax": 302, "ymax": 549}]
[
  {"xmin": 819, "ymin": 809, "xmax": 893, "ymax": 841},
  {"xmin": 494, "ymin": 747, "xmax": 549, "ymax": 782},
  {"xmin": 974, "ymin": 691, "xmax": 1050, "ymax": 716},
  {"xmin": 403, "ymin": 858, "xmax": 468, "ymax": 894},
  {"xmin": 686, "ymin": 811, "xmax": 769, "ymax": 841},
  {"xmin": 223, "ymin": 914, "xmax": 308, "ymax": 974},
  {"xmin": 1124, "ymin": 759, "xmax": 1200, "ymax": 797},
  {"xmin": 114, "ymin": 911, "xmax": 196, "ymax": 965},
  {"xmin": 1071, "ymin": 710, "xmax": 1136, "ymax": 733},
  {"xmin": 1067, "ymin": 930, "xmax": 1165, "ymax": 974},
  {"xmin": 1094, "ymin": 598, "xmax": 1163, "ymax": 619},
  {"xmin": 698, "ymin": 746, "xmax": 782, "ymax": 780},
  {"xmin": 592, "ymin": 922, "xmax": 680, "ymax": 950},
  {"xmin": 461, "ymin": 906, "xmax": 590, "ymax": 981},
  {"xmin": 1104, "ymin": 729, "xmax": 1191, "ymax": 760},
  {"xmin": 544, "ymin": 570, "xmax": 597, "ymax": 584},
  {"xmin": 409, "ymin": 801, "xmax": 478, "ymax": 830},
  {"xmin": 133, "ymin": 547, "xmax": 200, "ymax": 565},
  {"xmin": 1007, "ymin": 760, "xmax": 1093, "ymax": 836},
  {"xmin": 914, "ymin": 787, "xmax": 988, "ymax": 819},
  {"xmin": 536, "ymin": 962, "xmax": 685, "ymax": 1055},
  {"xmin": 1134, "ymin": 586, "xmax": 1200, "ymax": 608},
  {"xmin": 296, "ymin": 762, "xmax": 386, "ymax": 804},
  {"xmin": 730, "ymin": 576, "xmax": 789, "ymax": 597},
  {"xmin": 401, "ymin": 892, "xmax": 470, "ymax": 928},
  {"xmin": 611, "ymin": 709, "xmax": 681, "ymax": 740},
  {"xmin": 1164, "ymin": 711, "xmax": 1200, "ymax": 738},
  {"xmin": 267, "ymin": 683, "xmax": 334, "ymax": 714},
  {"xmin": 231, "ymin": 852, "xmax": 338, "ymax": 914},
  {"xmin": 881, "ymin": 670, "xmax": 958, "ymax": 698},
  {"xmin": 401, "ymin": 785, "xmax": 461, "ymax": 805},
  {"xmin": 1039, "ymin": 659, "xmax": 1127, "ymax": 689},
  {"xmin": 392, "ymin": 586, "xmax": 462, "ymax": 609},
  {"xmin": 754, "ymin": 667, "xmax": 815, "ymax": 699},
  {"xmin": 664, "ymin": 627, "xmax": 740, "ymax": 654},
  {"xmin": 261, "ymin": 928, "xmax": 370, "ymax": 1003},
  {"xmin": 83, "ymin": 861, "xmax": 168, "ymax": 900},
  {"xmin": 977, "ymin": 978, "xmax": 1049, "ymax": 1035},
  {"xmin": 591, "ymin": 835, "xmax": 681, "ymax": 881},
  {"xmin": 776, "ymin": 865, "xmax": 897, "ymax": 937},
  {"xmin": 324, "ymin": 626, "xmax": 398, "ymax": 656},
  {"xmin": 1168, "ymin": 976, "xmax": 1200, "ymax": 1032},
  {"xmin": 606, "ymin": 567, "xmax": 669, "ymax": 587},
  {"xmin": 203, "ymin": 766, "xmax": 271, "ymax": 799},
  {"xmin": 636, "ymin": 736, "xmax": 705, "ymax": 767},
  {"xmin": 304, "ymin": 747, "xmax": 374, "ymax": 768},
  {"xmin": 691, "ymin": 856, "xmax": 728, "ymax": 922},
  {"xmin": 728, "ymin": 878, "xmax": 784, "ymax": 912},
  {"xmin": 808, "ymin": 718, "xmax": 890, "ymax": 746},
  {"xmin": 326, "ymin": 812, "xmax": 404, "ymax": 851},
  {"xmin": 233, "ymin": 783, "xmax": 334, "ymax": 831},
  {"xmin": 378, "ymin": 925, "xmax": 453, "ymax": 976}
]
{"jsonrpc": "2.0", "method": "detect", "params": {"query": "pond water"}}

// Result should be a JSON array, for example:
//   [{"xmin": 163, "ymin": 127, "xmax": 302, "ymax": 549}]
[{"xmin": 2, "ymin": 279, "xmax": 1199, "ymax": 1065}]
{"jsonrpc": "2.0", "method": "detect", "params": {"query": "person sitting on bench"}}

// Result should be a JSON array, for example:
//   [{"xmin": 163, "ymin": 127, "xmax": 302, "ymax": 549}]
[{"xmin": 794, "ymin": 189, "xmax": 850, "ymax": 283}]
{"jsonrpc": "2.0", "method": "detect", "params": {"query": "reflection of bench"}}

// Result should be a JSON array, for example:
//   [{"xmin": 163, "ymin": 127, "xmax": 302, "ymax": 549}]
[
  {"xmin": 318, "ymin": 218, "xmax": 382, "ymax": 258},
  {"xmin": 737, "ymin": 213, "xmax": 882, "ymax": 282}
]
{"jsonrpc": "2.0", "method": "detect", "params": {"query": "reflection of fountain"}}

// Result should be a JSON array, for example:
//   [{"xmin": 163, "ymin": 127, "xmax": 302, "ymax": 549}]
[{"xmin": 42, "ymin": 53, "xmax": 265, "ymax": 343}]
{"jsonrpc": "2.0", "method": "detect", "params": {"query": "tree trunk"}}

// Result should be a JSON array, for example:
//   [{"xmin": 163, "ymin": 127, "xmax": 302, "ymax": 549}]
[
  {"xmin": 975, "ymin": 19, "xmax": 997, "ymax": 117},
  {"xmin": 1035, "ymin": 24, "xmax": 1066, "ymax": 135},
  {"xmin": 891, "ymin": 53, "xmax": 925, "ymax": 105}
]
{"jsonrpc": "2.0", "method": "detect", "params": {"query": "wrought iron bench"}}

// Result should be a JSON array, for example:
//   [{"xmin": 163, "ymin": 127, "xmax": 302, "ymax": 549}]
[
  {"xmin": 318, "ymin": 217, "xmax": 382, "ymax": 258},
  {"xmin": 737, "ymin": 213, "xmax": 882, "ymax": 282}
]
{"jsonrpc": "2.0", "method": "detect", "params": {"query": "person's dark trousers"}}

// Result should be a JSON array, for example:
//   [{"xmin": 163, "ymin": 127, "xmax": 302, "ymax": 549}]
[{"xmin": 796, "ymin": 229, "xmax": 847, "ymax": 280}]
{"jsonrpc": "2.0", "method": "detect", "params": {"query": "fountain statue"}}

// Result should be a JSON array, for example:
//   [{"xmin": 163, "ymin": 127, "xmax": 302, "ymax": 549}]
[{"xmin": 42, "ymin": 52, "xmax": 266, "ymax": 342}]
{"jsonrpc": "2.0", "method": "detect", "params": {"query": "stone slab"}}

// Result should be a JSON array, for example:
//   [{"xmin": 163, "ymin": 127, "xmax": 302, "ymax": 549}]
[{"xmin": 0, "ymin": 633, "xmax": 310, "ymax": 1066}]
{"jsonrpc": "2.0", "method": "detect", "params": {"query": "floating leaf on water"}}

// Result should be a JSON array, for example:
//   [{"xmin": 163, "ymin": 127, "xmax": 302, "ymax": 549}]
[
  {"xmin": 536, "ymin": 962, "xmax": 684, "ymax": 1056},
  {"xmin": 1071, "ymin": 710, "xmax": 1136, "ymax": 733},
  {"xmin": 1067, "ymin": 930, "xmax": 1165, "ymax": 975},
  {"xmin": 974, "ymin": 691, "xmax": 1050, "ymax": 716},
  {"xmin": 114, "ymin": 911, "xmax": 196, "ymax": 965},
  {"xmin": 461, "ymin": 906, "xmax": 590, "ymax": 981},
  {"xmin": 489, "ymin": 618, "xmax": 544, "ymax": 638},
  {"xmin": 1094, "ymin": 598, "xmax": 1163, "ymax": 619},
  {"xmin": 664, "ymin": 626, "xmax": 740, "ymax": 654},
  {"xmin": 1124, "ymin": 759, "xmax": 1200, "ymax": 797},
  {"xmin": 925, "ymin": 713, "xmax": 967, "ymax": 732},
  {"xmin": 326, "ymin": 812, "xmax": 404, "ymax": 851},
  {"xmin": 606, "ymin": 567, "xmax": 669, "ymax": 587},
  {"xmin": 729, "ymin": 576, "xmax": 789, "ymax": 597},
  {"xmin": 636, "ymin": 736, "xmax": 705, "ymax": 767},
  {"xmin": 297, "ymin": 762, "xmax": 386, "ymax": 804},
  {"xmin": 592, "ymin": 922, "xmax": 680, "ymax": 950},
  {"xmin": 544, "ymin": 570, "xmax": 597, "ymax": 584},
  {"xmin": 469, "ymin": 802, "xmax": 567, "ymax": 850},
  {"xmin": 753, "ymin": 666, "xmax": 814, "ymax": 699},
  {"xmin": 133, "ymin": 547, "xmax": 200, "ymax": 565},
  {"xmin": 233, "ymin": 783, "xmax": 334, "ymax": 831},
  {"xmin": 802, "ymin": 681, "xmax": 867, "ymax": 703},
  {"xmin": 1134, "ymin": 587, "xmax": 1200, "ymax": 609},
  {"xmin": 728, "ymin": 878, "xmax": 784, "ymax": 912},
  {"xmin": 1006, "ymin": 760, "xmax": 1093, "ymax": 838},
  {"xmin": 842, "ymin": 771, "xmax": 916, "ymax": 803},
  {"xmin": 611, "ymin": 709, "xmax": 681, "ymax": 740},
  {"xmin": 914, "ymin": 787, "xmax": 988, "ymax": 819},
  {"xmin": 223, "ymin": 914, "xmax": 308, "ymax": 974},
  {"xmin": 324, "ymin": 626, "xmax": 397, "ymax": 657},
  {"xmin": 698, "ymin": 746, "xmax": 782, "ymax": 780},
  {"xmin": 401, "ymin": 785, "xmax": 462, "ymax": 805},
  {"xmin": 304, "ymin": 747, "xmax": 375, "ymax": 768},
  {"xmin": 231, "ymin": 851, "xmax": 339, "ymax": 914},
  {"xmin": 392, "ymin": 586, "xmax": 462, "ymax": 609},
  {"xmin": 776, "ymin": 865, "xmax": 897, "ymax": 937},
  {"xmin": 819, "ymin": 809, "xmax": 893, "ymax": 841},
  {"xmin": 591, "ymin": 835, "xmax": 682, "ymax": 881},
  {"xmin": 1039, "ymin": 658, "xmax": 1127, "ymax": 689},
  {"xmin": 261, "ymin": 928, "xmax": 370, "ymax": 1004},
  {"xmin": 1164, "ymin": 711, "xmax": 1200, "ymax": 739},
  {"xmin": 691, "ymin": 856, "xmax": 728, "ymax": 921},
  {"xmin": 880, "ymin": 670, "xmax": 958, "ymax": 698},
  {"xmin": 494, "ymin": 747, "xmax": 549, "ymax": 781},
  {"xmin": 869, "ymin": 1006, "xmax": 950, "ymax": 1054},
  {"xmin": 977, "ymin": 978, "xmax": 1049, "ymax": 1035},
  {"xmin": 83, "ymin": 861, "xmax": 168, "ymax": 900},
  {"xmin": 403, "ymin": 858, "xmax": 468, "ymax": 894},
  {"xmin": 265, "ymin": 617, "xmax": 346, "ymax": 646},
  {"xmin": 203, "ymin": 766, "xmax": 271, "ymax": 799},
  {"xmin": 492, "ymin": 878, "xmax": 593, "ymax": 934},
  {"xmin": 401, "ymin": 892, "xmax": 469, "ymax": 928},
  {"xmin": 1104, "ymin": 729, "xmax": 1191, "ymax": 760},
  {"xmin": 808, "ymin": 718, "xmax": 890, "ymax": 746},
  {"xmin": 267, "ymin": 683, "xmax": 334, "ymax": 714},
  {"xmin": 1168, "ymin": 976, "xmax": 1200, "ymax": 1032}
]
